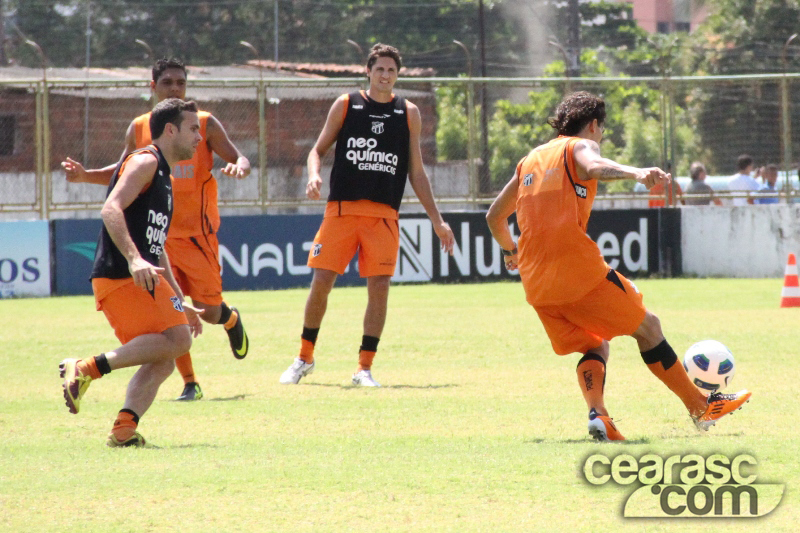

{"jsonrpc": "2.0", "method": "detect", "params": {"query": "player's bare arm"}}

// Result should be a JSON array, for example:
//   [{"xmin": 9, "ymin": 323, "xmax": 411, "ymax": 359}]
[
  {"xmin": 573, "ymin": 139, "xmax": 670, "ymax": 190},
  {"xmin": 306, "ymin": 95, "xmax": 347, "ymax": 200},
  {"xmin": 158, "ymin": 252, "xmax": 203, "ymax": 337},
  {"xmin": 406, "ymin": 102, "xmax": 455, "ymax": 254},
  {"xmin": 205, "ymin": 115, "xmax": 251, "ymax": 179},
  {"xmin": 62, "ymin": 120, "xmax": 137, "ymax": 185},
  {"xmin": 486, "ymin": 172, "xmax": 520, "ymax": 270},
  {"xmin": 100, "ymin": 153, "xmax": 164, "ymax": 291}
]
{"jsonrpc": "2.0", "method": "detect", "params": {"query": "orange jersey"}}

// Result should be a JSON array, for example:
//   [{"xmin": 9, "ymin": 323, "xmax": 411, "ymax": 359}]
[
  {"xmin": 133, "ymin": 111, "xmax": 217, "ymax": 238},
  {"xmin": 515, "ymin": 136, "xmax": 610, "ymax": 306}
]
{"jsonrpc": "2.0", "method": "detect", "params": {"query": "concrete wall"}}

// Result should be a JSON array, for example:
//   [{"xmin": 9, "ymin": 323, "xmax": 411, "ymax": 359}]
[{"xmin": 681, "ymin": 205, "xmax": 800, "ymax": 277}]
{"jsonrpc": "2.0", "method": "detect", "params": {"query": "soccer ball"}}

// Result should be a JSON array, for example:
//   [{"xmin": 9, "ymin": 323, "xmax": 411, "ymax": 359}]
[{"xmin": 683, "ymin": 340, "xmax": 736, "ymax": 393}]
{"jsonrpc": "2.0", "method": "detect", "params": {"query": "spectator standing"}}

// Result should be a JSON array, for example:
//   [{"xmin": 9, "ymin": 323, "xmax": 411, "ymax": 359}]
[
  {"xmin": 755, "ymin": 164, "xmax": 779, "ymax": 205},
  {"xmin": 685, "ymin": 162, "xmax": 722, "ymax": 206},
  {"xmin": 728, "ymin": 154, "xmax": 760, "ymax": 206}
]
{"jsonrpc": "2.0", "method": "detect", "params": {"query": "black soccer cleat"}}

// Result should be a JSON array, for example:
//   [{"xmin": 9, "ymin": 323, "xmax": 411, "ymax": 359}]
[
  {"xmin": 226, "ymin": 307, "xmax": 249, "ymax": 359},
  {"xmin": 176, "ymin": 382, "xmax": 203, "ymax": 401}
]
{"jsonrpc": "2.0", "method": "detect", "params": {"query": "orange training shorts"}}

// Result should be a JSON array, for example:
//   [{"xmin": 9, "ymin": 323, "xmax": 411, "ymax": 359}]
[
  {"xmin": 165, "ymin": 234, "xmax": 223, "ymax": 306},
  {"xmin": 533, "ymin": 269, "xmax": 647, "ymax": 355},
  {"xmin": 307, "ymin": 215, "xmax": 399, "ymax": 277},
  {"xmin": 92, "ymin": 276, "xmax": 189, "ymax": 345}
]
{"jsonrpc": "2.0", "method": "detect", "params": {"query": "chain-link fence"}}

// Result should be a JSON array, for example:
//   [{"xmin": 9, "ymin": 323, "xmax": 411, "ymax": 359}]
[{"xmin": 1, "ymin": 73, "xmax": 799, "ymax": 218}]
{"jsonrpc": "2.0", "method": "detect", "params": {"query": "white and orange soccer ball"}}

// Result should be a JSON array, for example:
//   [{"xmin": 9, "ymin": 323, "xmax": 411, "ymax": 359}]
[{"xmin": 683, "ymin": 340, "xmax": 736, "ymax": 393}]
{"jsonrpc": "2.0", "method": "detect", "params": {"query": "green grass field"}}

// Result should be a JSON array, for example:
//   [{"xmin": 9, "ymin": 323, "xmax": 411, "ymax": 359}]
[{"xmin": 1, "ymin": 279, "xmax": 798, "ymax": 532}]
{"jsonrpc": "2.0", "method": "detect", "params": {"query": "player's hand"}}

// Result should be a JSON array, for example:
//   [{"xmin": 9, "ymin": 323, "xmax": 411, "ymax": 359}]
[
  {"xmin": 128, "ymin": 257, "xmax": 164, "ymax": 291},
  {"xmin": 306, "ymin": 175, "xmax": 323, "ymax": 200},
  {"xmin": 61, "ymin": 157, "xmax": 87, "ymax": 183},
  {"xmin": 434, "ymin": 221, "xmax": 455, "ymax": 255},
  {"xmin": 221, "ymin": 160, "xmax": 250, "ymax": 179},
  {"xmin": 636, "ymin": 167, "xmax": 670, "ymax": 190},
  {"xmin": 183, "ymin": 306, "xmax": 204, "ymax": 337},
  {"xmin": 503, "ymin": 251, "xmax": 518, "ymax": 272}
]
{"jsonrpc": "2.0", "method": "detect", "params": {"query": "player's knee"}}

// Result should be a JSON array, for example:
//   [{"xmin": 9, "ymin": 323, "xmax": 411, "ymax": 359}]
[
  {"xmin": 587, "ymin": 340, "xmax": 610, "ymax": 360},
  {"xmin": 633, "ymin": 311, "xmax": 663, "ymax": 344},
  {"xmin": 164, "ymin": 325, "xmax": 193, "ymax": 357}
]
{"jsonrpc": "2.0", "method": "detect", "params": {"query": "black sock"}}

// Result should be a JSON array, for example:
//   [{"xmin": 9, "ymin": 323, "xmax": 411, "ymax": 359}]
[
  {"xmin": 119, "ymin": 408, "xmax": 140, "ymax": 425},
  {"xmin": 360, "ymin": 335, "xmax": 380, "ymax": 353},
  {"xmin": 640, "ymin": 339, "xmax": 678, "ymax": 371},
  {"xmin": 217, "ymin": 302, "xmax": 233, "ymax": 325},
  {"xmin": 302, "ymin": 327, "xmax": 320, "ymax": 345},
  {"xmin": 96, "ymin": 353, "xmax": 112, "ymax": 376}
]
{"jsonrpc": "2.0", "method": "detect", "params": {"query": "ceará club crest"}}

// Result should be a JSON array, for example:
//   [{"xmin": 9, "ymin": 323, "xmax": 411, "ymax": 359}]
[{"xmin": 371, "ymin": 121, "xmax": 384, "ymax": 135}]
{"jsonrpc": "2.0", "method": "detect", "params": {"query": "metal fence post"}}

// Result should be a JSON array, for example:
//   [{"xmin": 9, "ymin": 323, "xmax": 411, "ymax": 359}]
[
  {"xmin": 33, "ymin": 82, "xmax": 43, "ymax": 217},
  {"xmin": 258, "ymin": 81, "xmax": 268, "ymax": 209},
  {"xmin": 42, "ymin": 78, "xmax": 51, "ymax": 219},
  {"xmin": 466, "ymin": 79, "xmax": 477, "ymax": 205}
]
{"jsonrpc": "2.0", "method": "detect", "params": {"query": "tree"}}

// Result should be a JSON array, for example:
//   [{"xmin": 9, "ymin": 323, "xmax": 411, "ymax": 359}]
[{"xmin": 681, "ymin": 0, "xmax": 800, "ymax": 173}]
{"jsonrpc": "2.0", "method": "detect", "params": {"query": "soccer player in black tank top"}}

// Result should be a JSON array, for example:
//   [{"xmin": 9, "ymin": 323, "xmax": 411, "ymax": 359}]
[
  {"xmin": 59, "ymin": 99, "xmax": 205, "ymax": 447},
  {"xmin": 280, "ymin": 44, "xmax": 456, "ymax": 387}
]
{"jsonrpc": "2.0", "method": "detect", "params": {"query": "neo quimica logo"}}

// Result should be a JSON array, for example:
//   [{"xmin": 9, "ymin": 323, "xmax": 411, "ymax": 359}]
[{"xmin": 583, "ymin": 453, "xmax": 784, "ymax": 518}]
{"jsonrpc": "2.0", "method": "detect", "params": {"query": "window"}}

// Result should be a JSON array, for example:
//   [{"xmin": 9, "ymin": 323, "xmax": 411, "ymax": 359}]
[
  {"xmin": 657, "ymin": 21, "xmax": 670, "ymax": 34},
  {"xmin": 675, "ymin": 21, "xmax": 691, "ymax": 33},
  {"xmin": 0, "ymin": 115, "xmax": 15, "ymax": 156}
]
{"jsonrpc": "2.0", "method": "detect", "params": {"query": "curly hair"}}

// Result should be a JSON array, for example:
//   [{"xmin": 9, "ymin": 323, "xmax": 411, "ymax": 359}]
[
  {"xmin": 547, "ymin": 91, "xmax": 606, "ymax": 136},
  {"xmin": 152, "ymin": 57, "xmax": 187, "ymax": 83},
  {"xmin": 366, "ymin": 43, "xmax": 402, "ymax": 71}
]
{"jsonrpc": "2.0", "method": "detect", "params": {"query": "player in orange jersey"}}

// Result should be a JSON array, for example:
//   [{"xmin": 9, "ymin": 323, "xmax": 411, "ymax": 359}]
[
  {"xmin": 60, "ymin": 98, "xmax": 204, "ymax": 447},
  {"xmin": 62, "ymin": 58, "xmax": 250, "ymax": 402},
  {"xmin": 486, "ymin": 91, "xmax": 751, "ymax": 441}
]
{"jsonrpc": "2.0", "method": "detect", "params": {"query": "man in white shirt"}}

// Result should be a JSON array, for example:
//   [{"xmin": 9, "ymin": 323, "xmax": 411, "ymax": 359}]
[{"xmin": 727, "ymin": 154, "xmax": 760, "ymax": 206}]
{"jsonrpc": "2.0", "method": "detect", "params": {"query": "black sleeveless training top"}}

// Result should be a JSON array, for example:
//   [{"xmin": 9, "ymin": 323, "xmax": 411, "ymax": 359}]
[
  {"xmin": 91, "ymin": 145, "xmax": 173, "ymax": 280},
  {"xmin": 328, "ymin": 91, "xmax": 410, "ymax": 211}
]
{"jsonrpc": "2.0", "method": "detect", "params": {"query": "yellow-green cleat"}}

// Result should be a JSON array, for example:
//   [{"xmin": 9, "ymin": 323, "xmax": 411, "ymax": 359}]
[
  {"xmin": 107, "ymin": 431, "xmax": 147, "ymax": 448},
  {"xmin": 59, "ymin": 358, "xmax": 92, "ymax": 414},
  {"xmin": 226, "ymin": 307, "xmax": 249, "ymax": 359},
  {"xmin": 176, "ymin": 382, "xmax": 203, "ymax": 401}
]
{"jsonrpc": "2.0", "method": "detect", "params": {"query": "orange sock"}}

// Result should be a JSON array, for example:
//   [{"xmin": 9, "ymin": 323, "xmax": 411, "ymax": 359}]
[
  {"xmin": 175, "ymin": 352, "xmax": 196, "ymax": 385},
  {"xmin": 299, "ymin": 339, "xmax": 315, "ymax": 364},
  {"xmin": 224, "ymin": 309, "xmax": 239, "ymax": 330},
  {"xmin": 576, "ymin": 353, "xmax": 607, "ymax": 416},
  {"xmin": 646, "ymin": 362, "xmax": 707, "ymax": 416},
  {"xmin": 358, "ymin": 350, "xmax": 376, "ymax": 372},
  {"xmin": 111, "ymin": 410, "xmax": 139, "ymax": 442},
  {"xmin": 642, "ymin": 340, "xmax": 707, "ymax": 416},
  {"xmin": 78, "ymin": 357, "xmax": 102, "ymax": 380}
]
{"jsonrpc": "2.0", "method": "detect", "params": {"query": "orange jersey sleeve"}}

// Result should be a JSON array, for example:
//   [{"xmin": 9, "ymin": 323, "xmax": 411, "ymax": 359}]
[{"xmin": 515, "ymin": 136, "xmax": 610, "ymax": 306}]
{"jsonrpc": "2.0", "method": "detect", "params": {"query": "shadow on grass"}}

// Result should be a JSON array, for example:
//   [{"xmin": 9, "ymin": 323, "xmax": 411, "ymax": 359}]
[
  {"xmin": 523, "ymin": 437, "xmax": 652, "ymax": 445},
  {"xmin": 169, "ymin": 394, "xmax": 247, "ymax": 402},
  {"xmin": 208, "ymin": 394, "xmax": 248, "ymax": 401},
  {"xmin": 305, "ymin": 383, "xmax": 459, "ymax": 390},
  {"xmin": 144, "ymin": 443, "xmax": 222, "ymax": 450}
]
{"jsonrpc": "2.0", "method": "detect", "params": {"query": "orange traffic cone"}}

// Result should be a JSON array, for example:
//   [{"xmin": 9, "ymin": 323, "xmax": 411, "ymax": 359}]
[{"xmin": 781, "ymin": 253, "xmax": 800, "ymax": 307}]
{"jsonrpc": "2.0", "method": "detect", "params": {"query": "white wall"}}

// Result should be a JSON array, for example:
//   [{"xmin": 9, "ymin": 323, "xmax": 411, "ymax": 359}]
[{"xmin": 681, "ymin": 205, "xmax": 800, "ymax": 277}]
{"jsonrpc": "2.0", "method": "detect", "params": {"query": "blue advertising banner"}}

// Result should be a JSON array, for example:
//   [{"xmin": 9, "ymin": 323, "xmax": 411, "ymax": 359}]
[
  {"xmin": 51, "ymin": 209, "xmax": 681, "ymax": 296},
  {"xmin": 217, "ymin": 214, "xmax": 362, "ymax": 291},
  {"xmin": 52, "ymin": 218, "xmax": 103, "ymax": 296},
  {"xmin": 0, "ymin": 220, "xmax": 51, "ymax": 297}
]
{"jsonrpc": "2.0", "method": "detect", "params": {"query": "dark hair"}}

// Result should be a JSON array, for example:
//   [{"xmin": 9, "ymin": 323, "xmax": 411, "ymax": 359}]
[
  {"xmin": 547, "ymin": 91, "xmax": 606, "ymax": 136},
  {"xmin": 689, "ymin": 161, "xmax": 706, "ymax": 180},
  {"xmin": 150, "ymin": 98, "xmax": 198, "ymax": 139},
  {"xmin": 366, "ymin": 43, "xmax": 402, "ymax": 72},
  {"xmin": 152, "ymin": 57, "xmax": 187, "ymax": 83},
  {"xmin": 737, "ymin": 154, "xmax": 753, "ymax": 171},
  {"xmin": 764, "ymin": 163, "xmax": 779, "ymax": 173}
]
